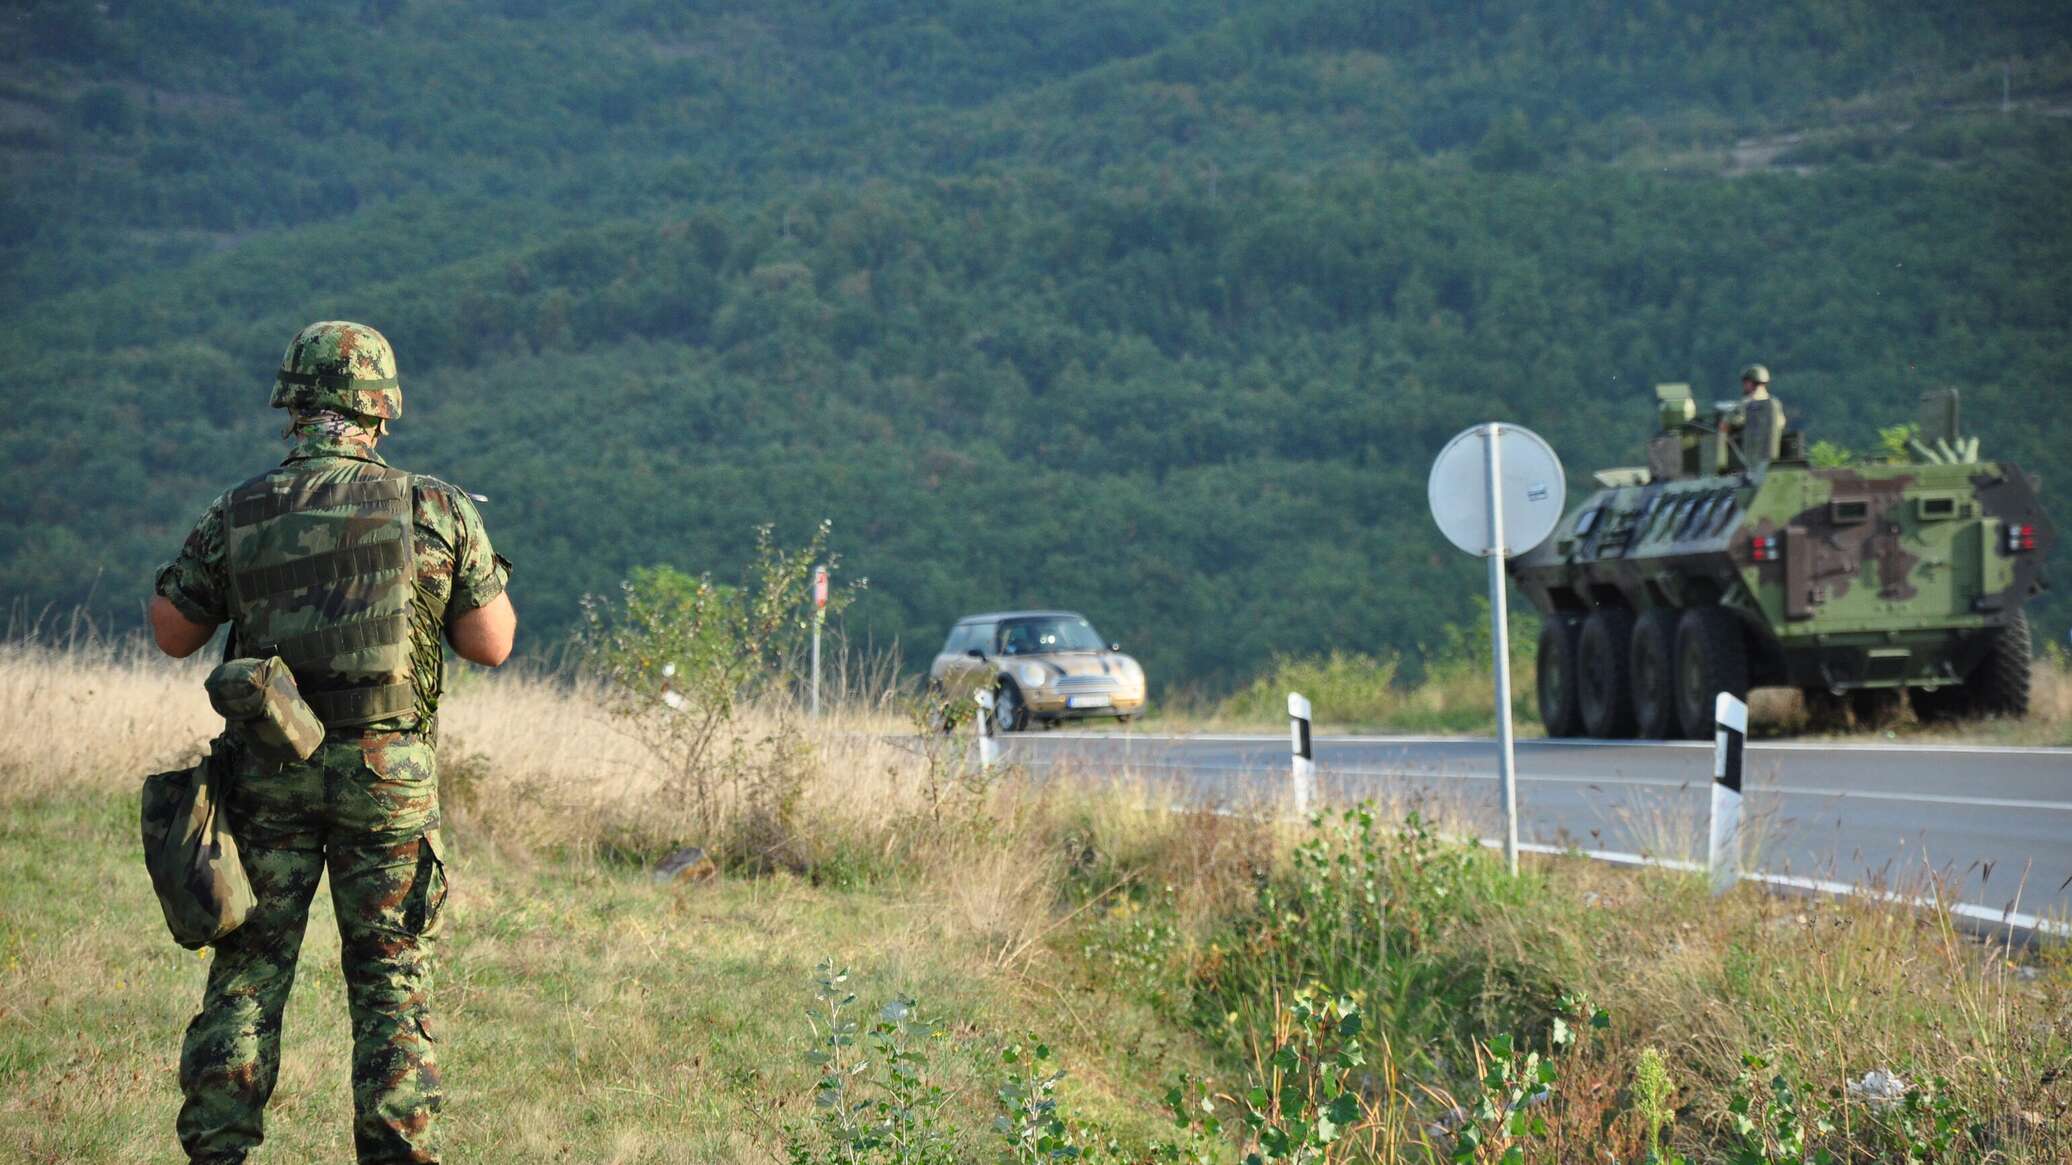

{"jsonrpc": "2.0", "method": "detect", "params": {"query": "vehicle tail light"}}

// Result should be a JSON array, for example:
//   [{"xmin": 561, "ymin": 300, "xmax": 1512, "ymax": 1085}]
[
  {"xmin": 2005, "ymin": 523, "xmax": 2037, "ymax": 552},
  {"xmin": 1750, "ymin": 534, "xmax": 1782, "ymax": 562}
]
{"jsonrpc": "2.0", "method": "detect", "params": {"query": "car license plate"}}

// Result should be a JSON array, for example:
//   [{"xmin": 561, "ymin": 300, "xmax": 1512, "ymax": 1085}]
[{"xmin": 1068, "ymin": 695, "xmax": 1111, "ymax": 709}]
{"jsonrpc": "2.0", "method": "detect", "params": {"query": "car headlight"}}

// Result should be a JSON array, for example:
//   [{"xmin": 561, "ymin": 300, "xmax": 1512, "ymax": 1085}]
[{"xmin": 1015, "ymin": 663, "xmax": 1048, "ymax": 688}]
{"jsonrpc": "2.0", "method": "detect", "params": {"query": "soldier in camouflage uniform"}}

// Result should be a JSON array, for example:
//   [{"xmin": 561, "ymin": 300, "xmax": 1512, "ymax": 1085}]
[
  {"xmin": 1735, "ymin": 361, "xmax": 1785, "ymax": 465},
  {"xmin": 149, "ymin": 321, "xmax": 516, "ymax": 1165}
]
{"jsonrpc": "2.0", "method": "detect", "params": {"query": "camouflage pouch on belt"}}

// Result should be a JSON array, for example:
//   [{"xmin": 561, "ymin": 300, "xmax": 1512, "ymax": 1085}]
[
  {"xmin": 206, "ymin": 656, "xmax": 324, "ymax": 764},
  {"xmin": 140, "ymin": 739, "xmax": 255, "ymax": 949}
]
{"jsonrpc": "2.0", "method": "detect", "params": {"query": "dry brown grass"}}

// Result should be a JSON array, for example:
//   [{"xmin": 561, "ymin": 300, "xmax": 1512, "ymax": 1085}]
[{"xmin": 0, "ymin": 638, "xmax": 217, "ymax": 798}]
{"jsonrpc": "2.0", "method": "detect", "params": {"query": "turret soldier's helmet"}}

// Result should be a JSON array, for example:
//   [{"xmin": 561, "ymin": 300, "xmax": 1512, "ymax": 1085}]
[{"xmin": 271, "ymin": 321, "xmax": 402, "ymax": 420}]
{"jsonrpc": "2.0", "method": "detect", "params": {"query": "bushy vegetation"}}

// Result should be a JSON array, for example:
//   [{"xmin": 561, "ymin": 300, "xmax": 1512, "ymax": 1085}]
[
  {"xmin": 5, "ymin": 1, "xmax": 2072, "ymax": 693},
  {"xmin": 1213, "ymin": 605, "xmax": 1538, "ymax": 733}
]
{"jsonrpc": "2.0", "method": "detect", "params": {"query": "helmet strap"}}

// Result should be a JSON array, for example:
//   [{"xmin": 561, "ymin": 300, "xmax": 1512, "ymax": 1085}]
[{"xmin": 285, "ymin": 408, "xmax": 385, "ymax": 445}]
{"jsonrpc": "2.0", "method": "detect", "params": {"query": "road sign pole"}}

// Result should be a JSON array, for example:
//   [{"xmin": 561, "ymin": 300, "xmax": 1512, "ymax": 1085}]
[
  {"xmin": 1484, "ymin": 423, "xmax": 1520, "ymax": 877},
  {"xmin": 1288, "ymin": 691, "xmax": 1314, "ymax": 820},
  {"xmin": 1710, "ymin": 692, "xmax": 1748, "ymax": 895},
  {"xmin": 1429, "ymin": 421, "xmax": 1562, "ymax": 880}
]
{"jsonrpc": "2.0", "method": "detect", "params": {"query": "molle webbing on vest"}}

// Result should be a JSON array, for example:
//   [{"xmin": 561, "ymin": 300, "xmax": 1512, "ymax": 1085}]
[
  {"xmin": 231, "ymin": 541, "xmax": 410, "ymax": 601},
  {"xmin": 266, "ymin": 614, "xmax": 412, "ymax": 662},
  {"xmin": 223, "ymin": 466, "xmax": 418, "ymax": 730},
  {"xmin": 230, "ymin": 479, "xmax": 412, "ymax": 528}
]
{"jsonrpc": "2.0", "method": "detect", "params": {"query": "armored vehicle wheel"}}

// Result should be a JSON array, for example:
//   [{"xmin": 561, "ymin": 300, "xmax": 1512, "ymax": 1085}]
[
  {"xmin": 1971, "ymin": 608, "xmax": 2033, "ymax": 718},
  {"xmin": 992, "ymin": 682, "xmax": 1030, "ymax": 734},
  {"xmin": 1578, "ymin": 608, "xmax": 1638, "ymax": 738},
  {"xmin": 1536, "ymin": 614, "xmax": 1585, "ymax": 737},
  {"xmin": 1674, "ymin": 608, "xmax": 1747, "ymax": 739},
  {"xmin": 1628, "ymin": 610, "xmax": 1680, "ymax": 739}
]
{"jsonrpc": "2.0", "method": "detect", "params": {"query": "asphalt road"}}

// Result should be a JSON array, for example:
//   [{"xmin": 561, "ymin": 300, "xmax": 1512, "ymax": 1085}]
[{"xmin": 998, "ymin": 731, "xmax": 2072, "ymax": 920}]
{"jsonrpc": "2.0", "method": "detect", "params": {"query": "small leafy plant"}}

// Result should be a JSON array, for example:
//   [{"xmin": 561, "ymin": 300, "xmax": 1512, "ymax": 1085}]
[
  {"xmin": 1631, "ymin": 1046, "xmax": 1687, "ymax": 1165},
  {"xmin": 1442, "ymin": 995, "xmax": 1603, "ymax": 1164},
  {"xmin": 1724, "ymin": 1054, "xmax": 1834, "ymax": 1165},
  {"xmin": 796, "ymin": 959, "xmax": 956, "ymax": 1165},
  {"xmin": 995, "ymin": 1040, "xmax": 1097, "ymax": 1163}
]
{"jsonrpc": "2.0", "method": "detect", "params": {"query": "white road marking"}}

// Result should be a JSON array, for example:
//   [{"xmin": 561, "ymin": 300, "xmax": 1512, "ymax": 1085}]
[
  {"xmin": 1016, "ymin": 748, "xmax": 2072, "ymax": 809},
  {"xmin": 1039, "ymin": 730, "xmax": 2070, "ymax": 758}
]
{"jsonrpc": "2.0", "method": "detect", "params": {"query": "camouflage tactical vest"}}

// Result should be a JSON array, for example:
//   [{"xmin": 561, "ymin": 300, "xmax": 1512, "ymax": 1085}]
[{"xmin": 222, "ymin": 461, "xmax": 418, "ymax": 729}]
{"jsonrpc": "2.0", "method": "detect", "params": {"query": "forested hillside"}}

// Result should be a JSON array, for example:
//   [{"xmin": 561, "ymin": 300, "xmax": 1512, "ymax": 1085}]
[{"xmin": 5, "ymin": 0, "xmax": 2070, "ymax": 687}]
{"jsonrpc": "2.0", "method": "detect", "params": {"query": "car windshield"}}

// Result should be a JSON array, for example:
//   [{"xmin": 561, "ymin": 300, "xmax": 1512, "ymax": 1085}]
[{"xmin": 997, "ymin": 616, "xmax": 1106, "ymax": 655}]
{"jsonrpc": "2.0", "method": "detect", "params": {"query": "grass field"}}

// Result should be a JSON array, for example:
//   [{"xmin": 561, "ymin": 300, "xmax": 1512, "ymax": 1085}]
[{"xmin": 4, "ymin": 641, "xmax": 2069, "ymax": 1163}]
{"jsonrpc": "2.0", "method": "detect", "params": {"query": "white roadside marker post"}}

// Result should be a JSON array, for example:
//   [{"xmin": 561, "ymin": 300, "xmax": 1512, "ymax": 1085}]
[
  {"xmin": 1710, "ymin": 691, "xmax": 1748, "ymax": 895},
  {"xmin": 975, "ymin": 687, "xmax": 1000, "ymax": 772},
  {"xmin": 1288, "ymin": 691, "xmax": 1314, "ymax": 820}
]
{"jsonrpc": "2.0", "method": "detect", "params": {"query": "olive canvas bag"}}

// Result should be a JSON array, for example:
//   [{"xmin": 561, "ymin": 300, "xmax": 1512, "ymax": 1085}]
[{"xmin": 140, "ymin": 739, "xmax": 255, "ymax": 950}]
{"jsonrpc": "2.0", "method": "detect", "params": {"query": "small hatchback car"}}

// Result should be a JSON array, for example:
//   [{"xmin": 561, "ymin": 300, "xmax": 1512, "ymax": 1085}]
[{"xmin": 928, "ymin": 610, "xmax": 1147, "ymax": 732}]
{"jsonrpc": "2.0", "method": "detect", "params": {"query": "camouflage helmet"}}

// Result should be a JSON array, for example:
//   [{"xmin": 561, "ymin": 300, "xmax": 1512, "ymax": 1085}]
[
  {"xmin": 1739, "ymin": 363, "xmax": 1771, "ymax": 386},
  {"xmin": 270, "ymin": 320, "xmax": 402, "ymax": 420}
]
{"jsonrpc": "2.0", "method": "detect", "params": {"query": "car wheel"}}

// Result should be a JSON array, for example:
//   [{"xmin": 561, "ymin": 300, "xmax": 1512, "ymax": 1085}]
[{"xmin": 992, "ymin": 682, "xmax": 1029, "ymax": 734}]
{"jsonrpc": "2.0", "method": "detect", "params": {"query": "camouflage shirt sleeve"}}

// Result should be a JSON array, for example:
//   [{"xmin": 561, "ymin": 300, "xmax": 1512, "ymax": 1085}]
[
  {"xmin": 153, "ymin": 494, "xmax": 231, "ymax": 625},
  {"xmin": 416, "ymin": 478, "xmax": 508, "ymax": 617}
]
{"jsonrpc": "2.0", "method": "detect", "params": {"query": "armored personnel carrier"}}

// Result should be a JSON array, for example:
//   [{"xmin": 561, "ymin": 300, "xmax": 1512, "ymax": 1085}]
[{"xmin": 1508, "ymin": 386, "xmax": 2053, "ymax": 738}]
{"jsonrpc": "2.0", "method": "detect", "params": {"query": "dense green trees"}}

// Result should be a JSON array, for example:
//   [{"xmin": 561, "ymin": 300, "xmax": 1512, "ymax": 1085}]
[{"xmin": 4, "ymin": 1, "xmax": 2069, "ymax": 687}]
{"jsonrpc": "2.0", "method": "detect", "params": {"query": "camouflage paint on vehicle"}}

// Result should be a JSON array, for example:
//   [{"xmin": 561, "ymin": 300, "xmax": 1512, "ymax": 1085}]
[{"xmin": 1510, "ymin": 387, "xmax": 2053, "ymax": 738}]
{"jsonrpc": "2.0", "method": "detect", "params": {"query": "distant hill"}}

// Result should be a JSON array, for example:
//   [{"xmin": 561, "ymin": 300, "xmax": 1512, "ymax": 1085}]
[{"xmin": 4, "ymin": 0, "xmax": 2069, "ymax": 686}]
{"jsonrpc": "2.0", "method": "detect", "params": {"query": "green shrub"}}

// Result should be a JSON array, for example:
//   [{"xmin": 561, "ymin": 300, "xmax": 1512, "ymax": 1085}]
[
  {"xmin": 1213, "ymin": 605, "xmax": 1539, "ymax": 734},
  {"xmin": 1190, "ymin": 808, "xmax": 1551, "ymax": 1082}
]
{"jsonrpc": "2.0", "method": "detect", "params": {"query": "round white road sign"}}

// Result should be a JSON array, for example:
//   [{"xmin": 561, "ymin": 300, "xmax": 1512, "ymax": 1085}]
[{"xmin": 1428, "ymin": 423, "xmax": 1566, "ymax": 558}]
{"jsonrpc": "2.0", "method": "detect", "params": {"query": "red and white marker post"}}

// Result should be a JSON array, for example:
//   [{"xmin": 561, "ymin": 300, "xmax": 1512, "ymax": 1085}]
[{"xmin": 811, "ymin": 565, "xmax": 829, "ymax": 718}]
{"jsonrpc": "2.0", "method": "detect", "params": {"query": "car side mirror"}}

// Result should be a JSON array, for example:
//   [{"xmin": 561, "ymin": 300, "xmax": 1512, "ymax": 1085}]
[{"xmin": 966, "ymin": 648, "xmax": 985, "ymax": 659}]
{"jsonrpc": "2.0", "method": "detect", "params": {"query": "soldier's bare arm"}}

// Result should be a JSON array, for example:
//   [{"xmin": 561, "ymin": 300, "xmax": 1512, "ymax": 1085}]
[
  {"xmin": 149, "ymin": 594, "xmax": 218, "ymax": 658},
  {"xmin": 448, "ymin": 591, "xmax": 515, "ymax": 666}
]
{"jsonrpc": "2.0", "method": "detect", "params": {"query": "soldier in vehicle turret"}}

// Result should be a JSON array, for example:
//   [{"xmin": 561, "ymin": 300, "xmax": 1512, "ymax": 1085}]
[{"xmin": 1734, "ymin": 362, "xmax": 1784, "ymax": 465}]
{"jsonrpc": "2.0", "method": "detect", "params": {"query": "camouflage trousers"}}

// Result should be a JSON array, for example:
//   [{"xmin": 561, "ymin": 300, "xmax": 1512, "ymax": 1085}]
[{"xmin": 177, "ymin": 730, "xmax": 447, "ymax": 1165}]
